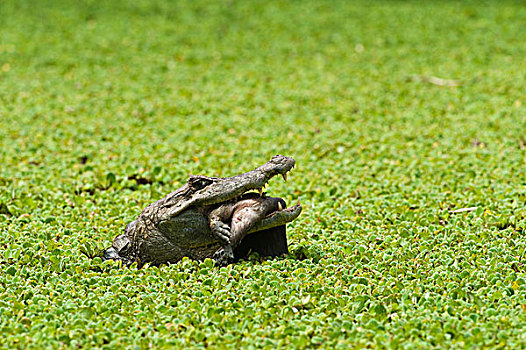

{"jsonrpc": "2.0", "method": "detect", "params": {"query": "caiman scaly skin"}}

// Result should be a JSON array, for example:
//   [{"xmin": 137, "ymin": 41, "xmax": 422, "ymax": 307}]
[{"xmin": 103, "ymin": 155, "xmax": 302, "ymax": 266}]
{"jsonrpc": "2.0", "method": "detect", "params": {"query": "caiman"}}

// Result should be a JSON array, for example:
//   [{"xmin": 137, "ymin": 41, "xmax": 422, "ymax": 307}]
[{"xmin": 103, "ymin": 155, "xmax": 302, "ymax": 266}]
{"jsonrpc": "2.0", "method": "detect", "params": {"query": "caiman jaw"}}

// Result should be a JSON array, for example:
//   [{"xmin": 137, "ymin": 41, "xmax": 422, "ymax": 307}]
[
  {"xmin": 247, "ymin": 198, "xmax": 302, "ymax": 234},
  {"xmin": 249, "ymin": 167, "xmax": 292, "ymax": 200},
  {"xmin": 240, "ymin": 155, "xmax": 296, "ymax": 197},
  {"xmin": 234, "ymin": 161, "xmax": 298, "ymax": 209},
  {"xmin": 194, "ymin": 155, "xmax": 296, "ymax": 206},
  {"xmin": 164, "ymin": 155, "xmax": 299, "ymax": 218}
]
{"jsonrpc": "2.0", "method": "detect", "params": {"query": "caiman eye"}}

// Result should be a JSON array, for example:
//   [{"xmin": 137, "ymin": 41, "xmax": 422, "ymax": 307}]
[{"xmin": 190, "ymin": 178, "xmax": 212, "ymax": 190}]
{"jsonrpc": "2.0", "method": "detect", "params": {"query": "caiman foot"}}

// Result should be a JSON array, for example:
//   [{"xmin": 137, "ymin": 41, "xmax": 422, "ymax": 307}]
[{"xmin": 212, "ymin": 246, "xmax": 234, "ymax": 266}]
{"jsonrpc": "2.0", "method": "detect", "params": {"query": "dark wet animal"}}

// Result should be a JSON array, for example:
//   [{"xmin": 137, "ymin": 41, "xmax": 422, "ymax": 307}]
[{"xmin": 103, "ymin": 155, "xmax": 302, "ymax": 266}]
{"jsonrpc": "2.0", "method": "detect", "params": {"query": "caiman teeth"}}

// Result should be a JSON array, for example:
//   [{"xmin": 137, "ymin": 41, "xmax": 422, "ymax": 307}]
[
  {"xmin": 277, "ymin": 202, "xmax": 283, "ymax": 211},
  {"xmin": 282, "ymin": 173, "xmax": 287, "ymax": 182}
]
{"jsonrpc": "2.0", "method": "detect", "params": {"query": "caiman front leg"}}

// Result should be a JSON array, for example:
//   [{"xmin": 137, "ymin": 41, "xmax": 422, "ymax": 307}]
[{"xmin": 210, "ymin": 219, "xmax": 235, "ymax": 265}]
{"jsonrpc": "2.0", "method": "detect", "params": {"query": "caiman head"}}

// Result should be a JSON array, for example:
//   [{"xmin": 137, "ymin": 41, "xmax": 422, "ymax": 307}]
[
  {"xmin": 103, "ymin": 155, "xmax": 302, "ymax": 266},
  {"xmin": 158, "ymin": 155, "xmax": 301, "ymax": 220}
]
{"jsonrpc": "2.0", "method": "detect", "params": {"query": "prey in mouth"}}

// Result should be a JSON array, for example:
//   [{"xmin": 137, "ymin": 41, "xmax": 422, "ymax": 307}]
[{"xmin": 204, "ymin": 179, "xmax": 302, "ymax": 261}]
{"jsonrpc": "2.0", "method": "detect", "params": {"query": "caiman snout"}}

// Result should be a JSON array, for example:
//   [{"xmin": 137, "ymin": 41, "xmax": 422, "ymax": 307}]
[{"xmin": 261, "ymin": 155, "xmax": 296, "ymax": 176}]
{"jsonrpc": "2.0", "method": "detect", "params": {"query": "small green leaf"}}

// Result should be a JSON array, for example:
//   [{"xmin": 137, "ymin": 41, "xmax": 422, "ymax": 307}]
[
  {"xmin": 106, "ymin": 172, "xmax": 117, "ymax": 185},
  {"xmin": 5, "ymin": 266, "xmax": 17, "ymax": 276},
  {"xmin": 0, "ymin": 202, "xmax": 13, "ymax": 216}
]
